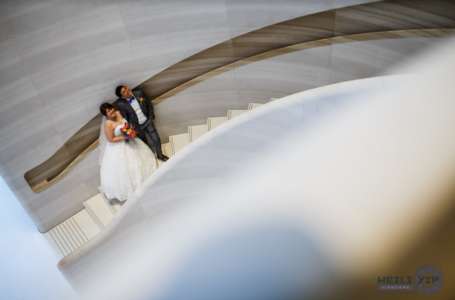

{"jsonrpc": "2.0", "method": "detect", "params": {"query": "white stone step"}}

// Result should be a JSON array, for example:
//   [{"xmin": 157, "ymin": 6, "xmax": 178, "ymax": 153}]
[
  {"xmin": 44, "ymin": 231, "xmax": 62, "ymax": 256},
  {"xmin": 72, "ymin": 209, "xmax": 102, "ymax": 240},
  {"xmin": 162, "ymin": 142, "xmax": 172, "ymax": 158},
  {"xmin": 157, "ymin": 159, "xmax": 163, "ymax": 167},
  {"xmin": 227, "ymin": 109, "xmax": 247, "ymax": 120},
  {"xmin": 188, "ymin": 124, "xmax": 208, "ymax": 142},
  {"xmin": 248, "ymin": 102, "xmax": 263, "ymax": 110},
  {"xmin": 45, "ymin": 209, "xmax": 100, "ymax": 256},
  {"xmin": 169, "ymin": 133, "xmax": 190, "ymax": 155},
  {"xmin": 110, "ymin": 201, "xmax": 123, "ymax": 213},
  {"xmin": 83, "ymin": 193, "xmax": 115, "ymax": 228},
  {"xmin": 207, "ymin": 116, "xmax": 228, "ymax": 130}
]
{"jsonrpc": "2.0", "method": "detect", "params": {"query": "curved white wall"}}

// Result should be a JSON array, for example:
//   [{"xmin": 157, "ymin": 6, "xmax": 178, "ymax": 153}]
[
  {"xmin": 61, "ymin": 39, "xmax": 455, "ymax": 300},
  {"xmin": 61, "ymin": 75, "xmax": 389, "ymax": 296},
  {"xmin": 59, "ymin": 39, "xmax": 455, "ymax": 300}
]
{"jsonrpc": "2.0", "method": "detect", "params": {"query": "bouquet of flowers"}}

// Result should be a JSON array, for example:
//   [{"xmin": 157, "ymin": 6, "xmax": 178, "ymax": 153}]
[{"xmin": 120, "ymin": 123, "xmax": 137, "ymax": 142}]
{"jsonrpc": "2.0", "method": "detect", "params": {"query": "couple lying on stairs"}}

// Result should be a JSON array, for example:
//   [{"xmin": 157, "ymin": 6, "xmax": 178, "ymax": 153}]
[{"xmin": 98, "ymin": 84, "xmax": 169, "ymax": 203}]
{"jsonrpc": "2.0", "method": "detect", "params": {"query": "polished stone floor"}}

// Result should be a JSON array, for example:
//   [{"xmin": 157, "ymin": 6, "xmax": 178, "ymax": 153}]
[{"xmin": 0, "ymin": 176, "xmax": 76, "ymax": 300}]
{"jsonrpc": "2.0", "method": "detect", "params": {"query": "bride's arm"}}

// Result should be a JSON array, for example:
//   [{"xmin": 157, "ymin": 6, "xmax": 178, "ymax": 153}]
[
  {"xmin": 104, "ymin": 120, "xmax": 126, "ymax": 143},
  {"xmin": 116, "ymin": 110, "xmax": 136, "ymax": 132}
]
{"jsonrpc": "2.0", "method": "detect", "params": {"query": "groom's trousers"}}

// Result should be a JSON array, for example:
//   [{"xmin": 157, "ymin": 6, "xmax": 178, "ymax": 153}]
[{"xmin": 139, "ymin": 120, "xmax": 165, "ymax": 158}]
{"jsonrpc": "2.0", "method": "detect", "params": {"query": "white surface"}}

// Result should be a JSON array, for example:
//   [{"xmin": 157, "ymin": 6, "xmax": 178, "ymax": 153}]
[
  {"xmin": 59, "ymin": 39, "xmax": 455, "ymax": 300},
  {"xmin": 207, "ymin": 116, "xmax": 228, "ymax": 130},
  {"xmin": 161, "ymin": 142, "xmax": 173, "ymax": 158},
  {"xmin": 83, "ymin": 194, "xmax": 114, "ymax": 228},
  {"xmin": 188, "ymin": 124, "xmax": 209, "ymax": 142},
  {"xmin": 61, "ymin": 75, "xmax": 386, "ymax": 258},
  {"xmin": 45, "ymin": 209, "xmax": 102, "ymax": 257},
  {"xmin": 170, "ymin": 133, "xmax": 190, "ymax": 155},
  {"xmin": 0, "ymin": 176, "xmax": 76, "ymax": 300},
  {"xmin": 248, "ymin": 103, "xmax": 263, "ymax": 110},
  {"xmin": 46, "ymin": 215, "xmax": 89, "ymax": 256},
  {"xmin": 227, "ymin": 109, "xmax": 247, "ymax": 119},
  {"xmin": 58, "ymin": 76, "xmax": 389, "ymax": 294},
  {"xmin": 73, "ymin": 209, "xmax": 102, "ymax": 240}
]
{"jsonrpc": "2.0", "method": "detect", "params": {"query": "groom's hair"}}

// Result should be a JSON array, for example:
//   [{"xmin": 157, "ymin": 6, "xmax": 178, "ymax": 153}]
[
  {"xmin": 100, "ymin": 102, "xmax": 115, "ymax": 116},
  {"xmin": 115, "ymin": 85, "xmax": 126, "ymax": 98}
]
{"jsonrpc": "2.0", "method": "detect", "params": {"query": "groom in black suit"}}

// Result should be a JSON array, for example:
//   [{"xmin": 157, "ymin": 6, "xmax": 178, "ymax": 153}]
[{"xmin": 114, "ymin": 84, "xmax": 169, "ymax": 161}]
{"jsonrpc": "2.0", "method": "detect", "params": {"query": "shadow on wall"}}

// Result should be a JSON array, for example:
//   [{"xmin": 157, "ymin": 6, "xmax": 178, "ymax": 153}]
[{"xmin": 154, "ymin": 223, "xmax": 338, "ymax": 300}]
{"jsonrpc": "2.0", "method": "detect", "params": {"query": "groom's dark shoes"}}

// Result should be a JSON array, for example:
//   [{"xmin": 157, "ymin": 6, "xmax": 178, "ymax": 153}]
[{"xmin": 158, "ymin": 155, "xmax": 169, "ymax": 161}]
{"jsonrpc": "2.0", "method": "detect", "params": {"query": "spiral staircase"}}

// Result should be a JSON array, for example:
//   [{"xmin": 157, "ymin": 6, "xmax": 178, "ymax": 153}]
[{"xmin": 44, "ymin": 103, "xmax": 265, "ymax": 257}]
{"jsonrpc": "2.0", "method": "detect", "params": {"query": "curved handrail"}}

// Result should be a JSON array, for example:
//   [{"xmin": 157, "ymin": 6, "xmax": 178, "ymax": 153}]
[
  {"xmin": 58, "ymin": 76, "xmax": 394, "ymax": 269},
  {"xmin": 24, "ymin": 115, "xmax": 101, "ymax": 192},
  {"xmin": 141, "ymin": 0, "xmax": 455, "ymax": 103}
]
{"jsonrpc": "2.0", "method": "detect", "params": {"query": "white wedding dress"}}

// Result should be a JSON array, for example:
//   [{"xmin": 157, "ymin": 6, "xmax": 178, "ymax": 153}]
[{"xmin": 99, "ymin": 119, "xmax": 157, "ymax": 202}]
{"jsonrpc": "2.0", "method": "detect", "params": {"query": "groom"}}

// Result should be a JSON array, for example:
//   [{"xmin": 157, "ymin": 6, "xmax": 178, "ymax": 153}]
[{"xmin": 114, "ymin": 84, "xmax": 169, "ymax": 161}]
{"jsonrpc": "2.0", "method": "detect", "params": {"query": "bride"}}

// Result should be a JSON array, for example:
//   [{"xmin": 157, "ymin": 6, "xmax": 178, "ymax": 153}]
[{"xmin": 98, "ymin": 102, "xmax": 158, "ymax": 202}]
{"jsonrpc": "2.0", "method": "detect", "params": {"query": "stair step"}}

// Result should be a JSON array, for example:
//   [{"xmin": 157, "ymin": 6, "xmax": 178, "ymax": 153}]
[
  {"xmin": 188, "ymin": 124, "xmax": 208, "ymax": 142},
  {"xmin": 111, "ymin": 202, "xmax": 123, "ymax": 213},
  {"xmin": 169, "ymin": 133, "xmax": 190, "ymax": 155},
  {"xmin": 46, "ymin": 233, "xmax": 67, "ymax": 256},
  {"xmin": 157, "ymin": 159, "xmax": 164, "ymax": 167},
  {"xmin": 83, "ymin": 193, "xmax": 115, "ymax": 228},
  {"xmin": 248, "ymin": 102, "xmax": 263, "ymax": 110},
  {"xmin": 207, "ymin": 116, "xmax": 228, "ymax": 130},
  {"xmin": 161, "ymin": 142, "xmax": 172, "ymax": 158},
  {"xmin": 72, "ymin": 209, "xmax": 102, "ymax": 240},
  {"xmin": 227, "ymin": 109, "xmax": 247, "ymax": 120},
  {"xmin": 45, "ymin": 209, "xmax": 100, "ymax": 256}
]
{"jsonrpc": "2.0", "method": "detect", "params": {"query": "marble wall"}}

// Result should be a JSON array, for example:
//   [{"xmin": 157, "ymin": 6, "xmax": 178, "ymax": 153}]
[{"xmin": 0, "ymin": 0, "xmax": 448, "ymax": 232}]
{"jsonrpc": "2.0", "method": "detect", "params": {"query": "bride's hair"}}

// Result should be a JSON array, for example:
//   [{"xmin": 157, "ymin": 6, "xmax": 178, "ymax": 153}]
[{"xmin": 99, "ymin": 103, "xmax": 116, "ymax": 116}]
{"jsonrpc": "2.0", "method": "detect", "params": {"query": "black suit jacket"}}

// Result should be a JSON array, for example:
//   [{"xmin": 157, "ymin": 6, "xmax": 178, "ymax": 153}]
[{"xmin": 114, "ymin": 88, "xmax": 156, "ymax": 134}]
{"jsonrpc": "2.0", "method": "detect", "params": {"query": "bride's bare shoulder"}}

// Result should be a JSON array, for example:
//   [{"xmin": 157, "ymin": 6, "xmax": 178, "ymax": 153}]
[{"xmin": 104, "ymin": 119, "xmax": 115, "ymax": 128}]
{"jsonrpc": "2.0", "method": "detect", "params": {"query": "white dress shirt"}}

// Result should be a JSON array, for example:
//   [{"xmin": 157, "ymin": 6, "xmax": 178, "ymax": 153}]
[{"xmin": 128, "ymin": 96, "xmax": 147, "ymax": 125}]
